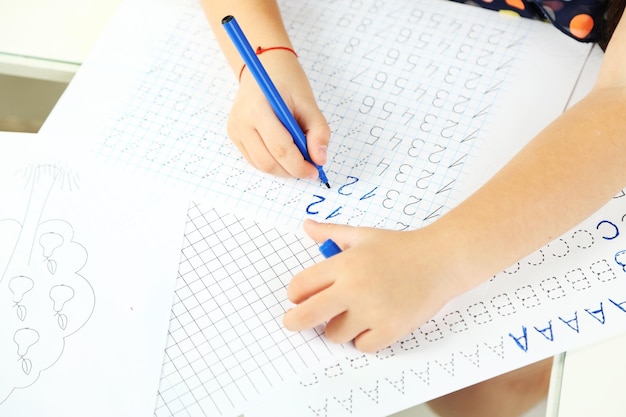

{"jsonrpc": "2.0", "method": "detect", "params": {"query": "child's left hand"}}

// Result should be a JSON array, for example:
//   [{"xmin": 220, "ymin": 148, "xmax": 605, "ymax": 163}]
[{"xmin": 283, "ymin": 219, "xmax": 470, "ymax": 352}]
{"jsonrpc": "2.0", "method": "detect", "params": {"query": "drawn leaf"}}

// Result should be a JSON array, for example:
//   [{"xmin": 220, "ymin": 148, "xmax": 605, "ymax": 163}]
[
  {"xmin": 16, "ymin": 304, "xmax": 27, "ymax": 321},
  {"xmin": 47, "ymin": 259, "xmax": 57, "ymax": 274},
  {"xmin": 22, "ymin": 358, "xmax": 32, "ymax": 375},
  {"xmin": 58, "ymin": 313, "xmax": 68, "ymax": 330}
]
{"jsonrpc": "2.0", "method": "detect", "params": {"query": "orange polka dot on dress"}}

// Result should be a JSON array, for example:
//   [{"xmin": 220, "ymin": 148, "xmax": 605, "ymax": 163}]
[{"xmin": 453, "ymin": 0, "xmax": 607, "ymax": 42}]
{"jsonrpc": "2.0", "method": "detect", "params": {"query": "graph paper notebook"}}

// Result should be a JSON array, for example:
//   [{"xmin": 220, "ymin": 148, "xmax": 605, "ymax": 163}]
[{"xmin": 39, "ymin": 0, "xmax": 626, "ymax": 416}]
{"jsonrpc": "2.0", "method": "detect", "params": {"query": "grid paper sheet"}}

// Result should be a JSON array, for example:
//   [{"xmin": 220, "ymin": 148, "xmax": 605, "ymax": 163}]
[{"xmin": 154, "ymin": 202, "xmax": 349, "ymax": 417}]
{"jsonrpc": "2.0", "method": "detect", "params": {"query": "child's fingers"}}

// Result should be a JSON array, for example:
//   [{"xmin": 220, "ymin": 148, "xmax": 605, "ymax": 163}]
[
  {"xmin": 286, "ymin": 263, "xmax": 334, "ymax": 304},
  {"xmin": 303, "ymin": 219, "xmax": 357, "ymax": 250},
  {"xmin": 324, "ymin": 311, "xmax": 367, "ymax": 345},
  {"xmin": 228, "ymin": 92, "xmax": 319, "ymax": 179},
  {"xmin": 283, "ymin": 288, "xmax": 345, "ymax": 331},
  {"xmin": 234, "ymin": 129, "xmax": 289, "ymax": 177},
  {"xmin": 353, "ymin": 327, "xmax": 399, "ymax": 353},
  {"xmin": 301, "ymin": 116, "xmax": 330, "ymax": 167},
  {"xmin": 255, "ymin": 112, "xmax": 319, "ymax": 179}
]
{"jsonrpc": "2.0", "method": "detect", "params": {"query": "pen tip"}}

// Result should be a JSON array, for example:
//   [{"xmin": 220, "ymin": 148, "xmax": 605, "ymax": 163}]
[{"xmin": 325, "ymin": 182, "xmax": 331, "ymax": 189}]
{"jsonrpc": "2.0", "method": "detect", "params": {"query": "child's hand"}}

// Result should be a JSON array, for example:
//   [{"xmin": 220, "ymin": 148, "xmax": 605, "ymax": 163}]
[
  {"xmin": 283, "ymin": 219, "xmax": 470, "ymax": 353},
  {"xmin": 227, "ymin": 52, "xmax": 330, "ymax": 179}
]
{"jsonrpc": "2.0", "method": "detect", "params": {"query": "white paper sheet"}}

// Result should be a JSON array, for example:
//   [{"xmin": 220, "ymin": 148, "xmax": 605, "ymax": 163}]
[{"xmin": 0, "ymin": 133, "xmax": 189, "ymax": 417}]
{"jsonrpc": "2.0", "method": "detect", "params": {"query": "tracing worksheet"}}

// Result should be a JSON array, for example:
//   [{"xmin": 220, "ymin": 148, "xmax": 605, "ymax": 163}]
[
  {"xmin": 152, "ymin": 200, "xmax": 626, "ymax": 417},
  {"xmin": 0, "ymin": 133, "xmax": 188, "ymax": 417},
  {"xmin": 44, "ymin": 0, "xmax": 591, "ymax": 231},
  {"xmin": 38, "ymin": 0, "xmax": 626, "ymax": 416}
]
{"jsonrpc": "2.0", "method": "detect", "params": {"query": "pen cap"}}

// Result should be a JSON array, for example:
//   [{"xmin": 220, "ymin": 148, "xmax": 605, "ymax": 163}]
[{"xmin": 319, "ymin": 239, "xmax": 342, "ymax": 258}]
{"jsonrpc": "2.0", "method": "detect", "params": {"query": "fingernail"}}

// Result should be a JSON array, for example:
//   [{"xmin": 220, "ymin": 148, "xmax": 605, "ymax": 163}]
[{"xmin": 318, "ymin": 146, "xmax": 328, "ymax": 163}]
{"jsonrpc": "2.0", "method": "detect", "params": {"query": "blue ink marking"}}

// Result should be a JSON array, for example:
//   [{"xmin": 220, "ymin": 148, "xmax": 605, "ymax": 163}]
[
  {"xmin": 597, "ymin": 219, "xmax": 619, "ymax": 240},
  {"xmin": 558, "ymin": 312, "xmax": 580, "ymax": 333},
  {"xmin": 585, "ymin": 303, "xmax": 606, "ymax": 324},
  {"xmin": 534, "ymin": 321, "xmax": 554, "ymax": 341},
  {"xmin": 609, "ymin": 298, "xmax": 626, "ymax": 313},
  {"xmin": 306, "ymin": 195, "xmax": 325, "ymax": 215},
  {"xmin": 360, "ymin": 186, "xmax": 378, "ymax": 201},
  {"xmin": 509, "ymin": 326, "xmax": 529, "ymax": 352},
  {"xmin": 337, "ymin": 176, "xmax": 358, "ymax": 196},
  {"xmin": 615, "ymin": 249, "xmax": 626, "ymax": 272},
  {"xmin": 325, "ymin": 206, "xmax": 343, "ymax": 220}
]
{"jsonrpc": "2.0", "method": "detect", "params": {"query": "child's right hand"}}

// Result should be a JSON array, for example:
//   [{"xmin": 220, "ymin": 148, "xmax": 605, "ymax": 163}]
[{"xmin": 226, "ymin": 51, "xmax": 330, "ymax": 179}]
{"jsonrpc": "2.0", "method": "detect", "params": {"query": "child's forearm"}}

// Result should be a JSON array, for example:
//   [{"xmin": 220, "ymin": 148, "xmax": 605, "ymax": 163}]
[
  {"xmin": 437, "ymin": 85, "xmax": 626, "ymax": 292},
  {"xmin": 438, "ymin": 13, "xmax": 626, "ymax": 291},
  {"xmin": 200, "ymin": 0, "xmax": 293, "ymax": 77}
]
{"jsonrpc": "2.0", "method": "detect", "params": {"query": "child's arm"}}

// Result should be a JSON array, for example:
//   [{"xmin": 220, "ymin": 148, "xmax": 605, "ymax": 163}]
[
  {"xmin": 200, "ymin": 0, "xmax": 330, "ymax": 179},
  {"xmin": 284, "ymin": 13, "xmax": 626, "ymax": 353}
]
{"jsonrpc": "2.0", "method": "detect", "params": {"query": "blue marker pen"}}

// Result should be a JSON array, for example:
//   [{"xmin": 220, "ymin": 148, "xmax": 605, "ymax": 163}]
[
  {"xmin": 319, "ymin": 238, "xmax": 342, "ymax": 258},
  {"xmin": 222, "ymin": 15, "xmax": 331, "ymax": 188}
]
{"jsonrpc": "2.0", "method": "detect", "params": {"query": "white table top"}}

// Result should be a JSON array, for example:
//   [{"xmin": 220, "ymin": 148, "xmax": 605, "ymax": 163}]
[
  {"xmin": 4, "ymin": 1, "xmax": 624, "ymax": 414},
  {"xmin": 0, "ymin": 0, "xmax": 122, "ymax": 82},
  {"xmin": 548, "ymin": 332, "xmax": 626, "ymax": 417}
]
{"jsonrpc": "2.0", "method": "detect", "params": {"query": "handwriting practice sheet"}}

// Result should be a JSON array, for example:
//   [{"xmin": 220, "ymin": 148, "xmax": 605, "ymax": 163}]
[
  {"xmin": 154, "ymin": 199, "xmax": 626, "ymax": 417},
  {"xmin": 37, "ymin": 0, "xmax": 626, "ymax": 416},
  {"xmin": 44, "ymin": 0, "xmax": 591, "ymax": 230},
  {"xmin": 0, "ymin": 133, "xmax": 188, "ymax": 417}
]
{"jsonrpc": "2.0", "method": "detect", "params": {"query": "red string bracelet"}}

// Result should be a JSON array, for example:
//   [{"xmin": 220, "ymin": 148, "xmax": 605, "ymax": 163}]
[{"xmin": 238, "ymin": 46, "xmax": 298, "ymax": 82}]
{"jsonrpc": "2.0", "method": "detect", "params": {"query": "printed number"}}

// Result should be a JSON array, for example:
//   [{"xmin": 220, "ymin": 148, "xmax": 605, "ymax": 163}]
[
  {"xmin": 429, "ymin": 144, "xmax": 447, "ymax": 163},
  {"xmin": 444, "ymin": 66, "xmax": 460, "ymax": 84},
  {"xmin": 415, "ymin": 169, "xmax": 434, "ymax": 189},
  {"xmin": 369, "ymin": 0, "xmax": 384, "ymax": 13},
  {"xmin": 432, "ymin": 90, "xmax": 448, "ymax": 108},
  {"xmin": 359, "ymin": 95, "xmax": 376, "ymax": 114},
  {"xmin": 420, "ymin": 114, "xmax": 437, "ymax": 132},
  {"xmin": 429, "ymin": 12, "xmax": 443, "ymax": 28},
  {"xmin": 392, "ymin": 77, "xmax": 408, "ymax": 95},
  {"xmin": 405, "ymin": 54, "xmax": 420, "ymax": 72},
  {"xmin": 337, "ymin": 13, "xmax": 355, "ymax": 28},
  {"xmin": 468, "ymin": 23, "xmax": 484, "ymax": 39},
  {"xmin": 367, "ymin": 126, "xmax": 383, "ymax": 145},
  {"xmin": 356, "ymin": 17, "xmax": 372, "ymax": 32},
  {"xmin": 441, "ymin": 119, "xmax": 459, "ymax": 138},
  {"xmin": 408, "ymin": 138, "xmax": 425, "ymax": 158},
  {"xmin": 488, "ymin": 28, "xmax": 505, "ymax": 45},
  {"xmin": 382, "ymin": 189, "xmax": 399, "ymax": 209},
  {"xmin": 396, "ymin": 27, "xmax": 412, "ymax": 43},
  {"xmin": 403, "ymin": 195, "xmax": 422, "ymax": 216},
  {"xmin": 377, "ymin": 157, "xmax": 390, "ymax": 175},
  {"xmin": 408, "ymin": 8, "xmax": 424, "ymax": 23},
  {"xmin": 345, "ymin": 37, "xmax": 360, "ymax": 54},
  {"xmin": 456, "ymin": 44, "xmax": 473, "ymax": 61},
  {"xmin": 395, "ymin": 164, "xmax": 412, "ymax": 184},
  {"xmin": 372, "ymin": 71, "xmax": 388, "ymax": 89},
  {"xmin": 415, "ymin": 33, "xmax": 430, "ymax": 49},
  {"xmin": 384, "ymin": 48, "xmax": 400, "ymax": 65},
  {"xmin": 379, "ymin": 101, "xmax": 395, "ymax": 120},
  {"xmin": 453, "ymin": 95, "xmax": 471, "ymax": 114}
]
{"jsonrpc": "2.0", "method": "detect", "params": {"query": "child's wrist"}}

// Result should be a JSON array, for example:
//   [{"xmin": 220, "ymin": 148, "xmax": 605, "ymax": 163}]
[{"xmin": 238, "ymin": 45, "xmax": 298, "ymax": 81}]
